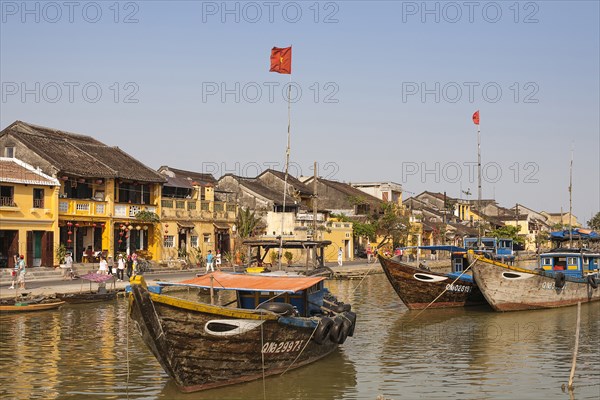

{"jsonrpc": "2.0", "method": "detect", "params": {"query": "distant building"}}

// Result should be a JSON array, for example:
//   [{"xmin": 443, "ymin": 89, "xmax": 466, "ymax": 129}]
[
  {"xmin": 351, "ymin": 182, "xmax": 403, "ymax": 205},
  {"xmin": 540, "ymin": 211, "xmax": 581, "ymax": 229}
]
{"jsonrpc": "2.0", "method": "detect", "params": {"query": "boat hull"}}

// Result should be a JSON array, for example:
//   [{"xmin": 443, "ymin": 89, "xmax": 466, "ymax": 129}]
[
  {"xmin": 0, "ymin": 301, "xmax": 65, "ymax": 313},
  {"xmin": 471, "ymin": 258, "xmax": 600, "ymax": 311},
  {"xmin": 378, "ymin": 255, "xmax": 486, "ymax": 309},
  {"xmin": 129, "ymin": 283, "xmax": 340, "ymax": 392}
]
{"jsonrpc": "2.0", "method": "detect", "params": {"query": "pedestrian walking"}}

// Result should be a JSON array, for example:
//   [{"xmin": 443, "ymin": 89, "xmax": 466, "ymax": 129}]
[
  {"xmin": 98, "ymin": 256, "xmax": 108, "ymax": 274},
  {"xmin": 132, "ymin": 252, "xmax": 138, "ymax": 276},
  {"xmin": 117, "ymin": 254, "xmax": 125, "ymax": 281},
  {"xmin": 9, "ymin": 254, "xmax": 19, "ymax": 289},
  {"xmin": 337, "ymin": 247, "xmax": 343, "ymax": 266},
  {"xmin": 215, "ymin": 250, "xmax": 222, "ymax": 270},
  {"xmin": 206, "ymin": 250, "xmax": 214, "ymax": 273},
  {"xmin": 17, "ymin": 255, "xmax": 26, "ymax": 289},
  {"xmin": 126, "ymin": 254, "xmax": 133, "ymax": 278},
  {"xmin": 366, "ymin": 246, "xmax": 373, "ymax": 264},
  {"xmin": 107, "ymin": 255, "xmax": 114, "ymax": 275}
]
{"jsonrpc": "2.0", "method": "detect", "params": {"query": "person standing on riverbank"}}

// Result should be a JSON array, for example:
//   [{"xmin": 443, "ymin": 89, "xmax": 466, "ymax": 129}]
[
  {"xmin": 9, "ymin": 254, "xmax": 19, "ymax": 289},
  {"xmin": 206, "ymin": 250, "xmax": 214, "ymax": 273},
  {"xmin": 117, "ymin": 254, "xmax": 125, "ymax": 282},
  {"xmin": 98, "ymin": 256, "xmax": 108, "ymax": 274},
  {"xmin": 17, "ymin": 255, "xmax": 26, "ymax": 289},
  {"xmin": 126, "ymin": 254, "xmax": 133, "ymax": 278},
  {"xmin": 337, "ymin": 248, "xmax": 343, "ymax": 266},
  {"xmin": 63, "ymin": 252, "xmax": 73, "ymax": 280}
]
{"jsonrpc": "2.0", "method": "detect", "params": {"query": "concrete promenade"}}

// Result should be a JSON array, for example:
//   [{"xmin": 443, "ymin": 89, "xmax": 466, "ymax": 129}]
[{"xmin": 0, "ymin": 260, "xmax": 384, "ymax": 300}]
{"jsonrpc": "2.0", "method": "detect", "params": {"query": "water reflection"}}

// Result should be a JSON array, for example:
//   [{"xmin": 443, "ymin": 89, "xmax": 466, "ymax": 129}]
[{"xmin": 0, "ymin": 275, "xmax": 598, "ymax": 400}]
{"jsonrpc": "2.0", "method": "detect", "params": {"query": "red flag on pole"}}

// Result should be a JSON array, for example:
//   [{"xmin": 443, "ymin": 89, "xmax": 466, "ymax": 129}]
[
  {"xmin": 472, "ymin": 110, "xmax": 480, "ymax": 125},
  {"xmin": 270, "ymin": 46, "xmax": 292, "ymax": 74}
]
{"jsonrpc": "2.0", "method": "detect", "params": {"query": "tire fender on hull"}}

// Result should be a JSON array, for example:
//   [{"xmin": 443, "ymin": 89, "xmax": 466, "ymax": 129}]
[
  {"xmin": 313, "ymin": 317, "xmax": 334, "ymax": 344},
  {"xmin": 587, "ymin": 274, "xmax": 599, "ymax": 289},
  {"xmin": 555, "ymin": 272, "xmax": 566, "ymax": 289}
]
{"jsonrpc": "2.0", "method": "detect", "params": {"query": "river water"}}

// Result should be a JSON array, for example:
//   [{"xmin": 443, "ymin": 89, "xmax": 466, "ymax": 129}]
[{"xmin": 1, "ymin": 274, "xmax": 598, "ymax": 400}]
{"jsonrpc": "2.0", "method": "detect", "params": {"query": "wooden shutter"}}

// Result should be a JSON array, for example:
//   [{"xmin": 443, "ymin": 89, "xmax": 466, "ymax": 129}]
[
  {"xmin": 41, "ymin": 231, "xmax": 54, "ymax": 267},
  {"xmin": 26, "ymin": 231, "xmax": 33, "ymax": 267},
  {"xmin": 8, "ymin": 232, "xmax": 18, "ymax": 269}
]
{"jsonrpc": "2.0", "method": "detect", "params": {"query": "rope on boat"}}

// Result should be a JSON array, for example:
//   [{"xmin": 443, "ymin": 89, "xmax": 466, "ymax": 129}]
[
  {"xmin": 260, "ymin": 311, "xmax": 267, "ymax": 400},
  {"xmin": 409, "ymin": 257, "xmax": 478, "ymax": 322},
  {"xmin": 126, "ymin": 299, "xmax": 130, "ymax": 399},
  {"xmin": 280, "ymin": 322, "xmax": 320, "ymax": 376}
]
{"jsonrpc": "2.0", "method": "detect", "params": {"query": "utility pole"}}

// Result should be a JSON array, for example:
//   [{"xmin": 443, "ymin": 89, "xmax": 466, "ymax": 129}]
[{"xmin": 313, "ymin": 161, "xmax": 317, "ymax": 239}]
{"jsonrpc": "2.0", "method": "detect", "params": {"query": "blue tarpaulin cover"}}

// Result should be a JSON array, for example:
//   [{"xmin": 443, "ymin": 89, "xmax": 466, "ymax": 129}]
[{"xmin": 550, "ymin": 229, "xmax": 600, "ymax": 241}]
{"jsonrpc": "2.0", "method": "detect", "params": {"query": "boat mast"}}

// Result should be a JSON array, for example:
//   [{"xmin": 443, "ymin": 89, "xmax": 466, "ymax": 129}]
[
  {"xmin": 477, "ymin": 115, "xmax": 482, "ymax": 248},
  {"xmin": 569, "ymin": 148, "xmax": 573, "ymax": 248},
  {"xmin": 278, "ymin": 75, "xmax": 292, "ymax": 270}
]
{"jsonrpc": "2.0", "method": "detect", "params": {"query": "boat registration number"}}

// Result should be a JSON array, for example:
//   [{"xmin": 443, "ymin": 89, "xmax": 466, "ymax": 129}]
[
  {"xmin": 446, "ymin": 284, "xmax": 471, "ymax": 293},
  {"xmin": 542, "ymin": 282, "xmax": 565, "ymax": 290},
  {"xmin": 262, "ymin": 340, "xmax": 304, "ymax": 354}
]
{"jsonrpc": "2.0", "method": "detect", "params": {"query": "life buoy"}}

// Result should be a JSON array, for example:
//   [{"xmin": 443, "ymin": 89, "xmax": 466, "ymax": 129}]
[
  {"xmin": 257, "ymin": 302, "xmax": 295, "ymax": 316},
  {"xmin": 555, "ymin": 272, "xmax": 566, "ymax": 289},
  {"xmin": 329, "ymin": 317, "xmax": 351, "ymax": 344},
  {"xmin": 587, "ymin": 275, "xmax": 599, "ymax": 289},
  {"xmin": 313, "ymin": 317, "xmax": 334, "ymax": 344}
]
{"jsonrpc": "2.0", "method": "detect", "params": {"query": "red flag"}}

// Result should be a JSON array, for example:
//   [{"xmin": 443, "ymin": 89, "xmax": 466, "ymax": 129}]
[
  {"xmin": 472, "ymin": 110, "xmax": 480, "ymax": 125},
  {"xmin": 270, "ymin": 46, "xmax": 292, "ymax": 74}
]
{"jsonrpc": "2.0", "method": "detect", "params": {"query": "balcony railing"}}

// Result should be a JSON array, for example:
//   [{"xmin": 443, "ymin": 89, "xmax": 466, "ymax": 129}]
[
  {"xmin": 114, "ymin": 203, "xmax": 157, "ymax": 218},
  {"xmin": 59, "ymin": 199, "xmax": 108, "ymax": 216},
  {"xmin": 33, "ymin": 198, "xmax": 44, "ymax": 208},
  {"xmin": 0, "ymin": 196, "xmax": 16, "ymax": 207},
  {"xmin": 160, "ymin": 199, "xmax": 237, "ymax": 221}
]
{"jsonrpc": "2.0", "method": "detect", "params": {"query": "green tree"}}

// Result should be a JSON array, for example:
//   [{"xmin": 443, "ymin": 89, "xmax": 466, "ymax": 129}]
[
  {"xmin": 135, "ymin": 210, "xmax": 160, "ymax": 223},
  {"xmin": 587, "ymin": 212, "xmax": 600, "ymax": 231},
  {"xmin": 236, "ymin": 207, "xmax": 265, "ymax": 238},
  {"xmin": 489, "ymin": 225, "xmax": 525, "ymax": 245},
  {"xmin": 371, "ymin": 203, "xmax": 411, "ymax": 249}
]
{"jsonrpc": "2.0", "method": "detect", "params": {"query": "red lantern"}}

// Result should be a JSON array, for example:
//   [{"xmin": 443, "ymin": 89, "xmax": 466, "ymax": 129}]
[
  {"xmin": 68, "ymin": 231, "xmax": 72, "ymax": 235},
  {"xmin": 92, "ymin": 223, "xmax": 96, "ymax": 227},
  {"xmin": 101, "ymin": 223, "xmax": 105, "ymax": 228},
  {"xmin": 75, "ymin": 223, "xmax": 80, "ymax": 228},
  {"xmin": 125, "ymin": 228, "xmax": 128, "ymax": 232},
  {"xmin": 67, "ymin": 239, "xmax": 72, "ymax": 243},
  {"xmin": 120, "ymin": 224, "xmax": 124, "ymax": 229},
  {"xmin": 118, "ymin": 239, "xmax": 123, "ymax": 244},
  {"xmin": 119, "ymin": 231, "xmax": 124, "ymax": 236},
  {"xmin": 67, "ymin": 222, "xmax": 73, "ymax": 226},
  {"xmin": 165, "ymin": 223, "xmax": 169, "ymax": 228}
]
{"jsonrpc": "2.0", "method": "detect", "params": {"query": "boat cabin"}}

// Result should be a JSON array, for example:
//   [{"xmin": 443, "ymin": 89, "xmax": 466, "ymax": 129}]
[
  {"xmin": 540, "ymin": 248, "xmax": 600, "ymax": 277},
  {"xmin": 160, "ymin": 271, "xmax": 328, "ymax": 317},
  {"xmin": 463, "ymin": 237, "xmax": 514, "ymax": 262}
]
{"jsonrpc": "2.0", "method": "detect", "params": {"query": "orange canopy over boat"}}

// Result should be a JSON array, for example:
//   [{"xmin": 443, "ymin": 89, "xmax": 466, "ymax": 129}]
[{"xmin": 159, "ymin": 271, "xmax": 325, "ymax": 293}]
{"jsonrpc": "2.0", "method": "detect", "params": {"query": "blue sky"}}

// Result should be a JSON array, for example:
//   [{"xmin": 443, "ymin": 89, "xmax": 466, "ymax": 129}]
[{"xmin": 1, "ymin": 1, "xmax": 599, "ymax": 224}]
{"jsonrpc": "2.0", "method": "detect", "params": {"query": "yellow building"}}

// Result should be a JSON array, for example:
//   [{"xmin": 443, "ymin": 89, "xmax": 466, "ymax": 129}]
[
  {"xmin": 0, "ymin": 157, "xmax": 60, "ymax": 268},
  {"xmin": 323, "ymin": 218, "xmax": 354, "ymax": 262},
  {"xmin": 158, "ymin": 167, "xmax": 237, "ymax": 265},
  {"xmin": 0, "ymin": 121, "xmax": 166, "ymax": 263}
]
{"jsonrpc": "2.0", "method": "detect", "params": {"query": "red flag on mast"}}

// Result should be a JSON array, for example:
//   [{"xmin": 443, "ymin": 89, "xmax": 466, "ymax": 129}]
[
  {"xmin": 270, "ymin": 46, "xmax": 292, "ymax": 74},
  {"xmin": 472, "ymin": 110, "xmax": 480, "ymax": 125}
]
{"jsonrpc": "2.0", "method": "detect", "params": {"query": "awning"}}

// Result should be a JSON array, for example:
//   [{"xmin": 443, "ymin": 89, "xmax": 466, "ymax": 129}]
[
  {"xmin": 213, "ymin": 223, "xmax": 230, "ymax": 230},
  {"xmin": 177, "ymin": 221, "xmax": 195, "ymax": 229},
  {"xmin": 159, "ymin": 271, "xmax": 325, "ymax": 293}
]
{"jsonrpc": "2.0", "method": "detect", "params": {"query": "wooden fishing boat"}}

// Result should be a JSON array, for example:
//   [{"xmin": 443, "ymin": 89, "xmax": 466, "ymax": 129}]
[
  {"xmin": 56, "ymin": 290, "xmax": 118, "ymax": 303},
  {"xmin": 0, "ymin": 300, "xmax": 65, "ymax": 313},
  {"xmin": 471, "ymin": 248, "xmax": 600, "ymax": 311},
  {"xmin": 378, "ymin": 246, "xmax": 486, "ymax": 309},
  {"xmin": 128, "ymin": 272, "xmax": 357, "ymax": 393},
  {"xmin": 56, "ymin": 272, "xmax": 118, "ymax": 303}
]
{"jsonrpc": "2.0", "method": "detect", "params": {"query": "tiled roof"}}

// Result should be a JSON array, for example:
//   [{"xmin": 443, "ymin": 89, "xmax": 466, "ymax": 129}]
[
  {"xmin": 0, "ymin": 157, "xmax": 59, "ymax": 186},
  {"xmin": 160, "ymin": 166, "xmax": 216, "ymax": 185},
  {"xmin": 318, "ymin": 177, "xmax": 382, "ymax": 204},
  {"xmin": 2, "ymin": 121, "xmax": 165, "ymax": 183},
  {"xmin": 258, "ymin": 169, "xmax": 313, "ymax": 196}
]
